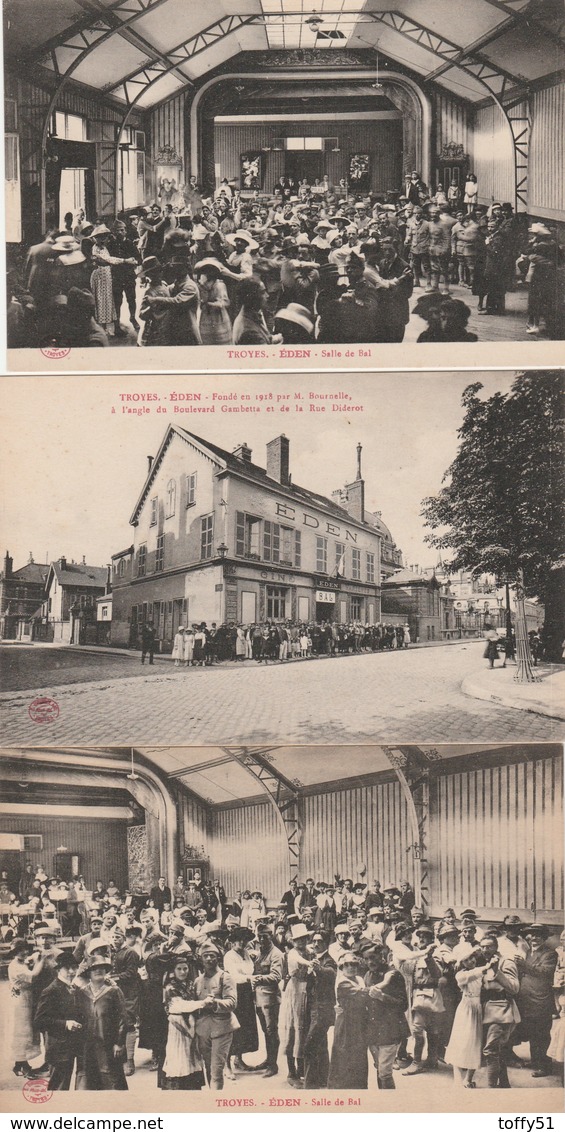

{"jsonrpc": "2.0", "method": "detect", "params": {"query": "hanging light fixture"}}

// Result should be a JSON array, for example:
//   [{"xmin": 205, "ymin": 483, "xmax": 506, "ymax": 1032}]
[
  {"xmin": 372, "ymin": 45, "xmax": 383, "ymax": 90},
  {"xmin": 127, "ymin": 748, "xmax": 140, "ymax": 781}
]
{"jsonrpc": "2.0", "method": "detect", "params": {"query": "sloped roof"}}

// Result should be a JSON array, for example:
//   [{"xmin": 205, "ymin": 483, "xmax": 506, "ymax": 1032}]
[
  {"xmin": 4, "ymin": 1, "xmax": 563, "ymax": 111},
  {"xmin": 383, "ymin": 567, "xmax": 438, "ymax": 587},
  {"xmin": 11, "ymin": 562, "xmax": 49, "ymax": 584},
  {"xmin": 130, "ymin": 424, "xmax": 383, "ymax": 534},
  {"xmin": 50, "ymin": 561, "xmax": 108, "ymax": 588}
]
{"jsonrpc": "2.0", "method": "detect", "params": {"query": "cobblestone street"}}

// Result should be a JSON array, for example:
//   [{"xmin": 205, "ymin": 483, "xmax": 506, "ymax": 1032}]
[{"xmin": 0, "ymin": 642, "xmax": 560, "ymax": 745}]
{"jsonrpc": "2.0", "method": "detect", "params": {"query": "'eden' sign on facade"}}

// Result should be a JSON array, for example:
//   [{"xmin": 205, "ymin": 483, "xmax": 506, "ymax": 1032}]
[{"xmin": 275, "ymin": 502, "xmax": 359, "ymax": 542}]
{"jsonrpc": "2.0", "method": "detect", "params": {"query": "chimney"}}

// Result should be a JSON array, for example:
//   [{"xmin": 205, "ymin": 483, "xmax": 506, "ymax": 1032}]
[
  {"xmin": 266, "ymin": 435, "xmax": 290, "ymax": 486},
  {"xmin": 60, "ymin": 556, "xmax": 67, "ymax": 571},
  {"xmin": 82, "ymin": 555, "xmax": 86, "ymax": 565},
  {"xmin": 356, "ymin": 442, "xmax": 362, "ymax": 481},
  {"xmin": 3, "ymin": 551, "xmax": 13, "ymax": 578},
  {"xmin": 147, "ymin": 455, "xmax": 154, "ymax": 474},
  {"xmin": 232, "ymin": 443, "xmax": 252, "ymax": 464},
  {"xmin": 28, "ymin": 552, "xmax": 34, "ymax": 564}
]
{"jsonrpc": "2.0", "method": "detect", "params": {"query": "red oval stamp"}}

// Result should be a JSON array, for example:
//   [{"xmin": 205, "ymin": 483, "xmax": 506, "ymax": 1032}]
[
  {"xmin": 29, "ymin": 697, "xmax": 60, "ymax": 723},
  {"xmin": 23, "ymin": 1077, "xmax": 53, "ymax": 1104},
  {"xmin": 40, "ymin": 347, "xmax": 71, "ymax": 360}
]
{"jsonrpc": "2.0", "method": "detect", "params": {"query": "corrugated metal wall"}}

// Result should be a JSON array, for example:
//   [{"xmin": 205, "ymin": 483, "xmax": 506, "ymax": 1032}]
[
  {"xmin": 433, "ymin": 91, "xmax": 471, "ymax": 155},
  {"xmin": 300, "ymin": 782, "xmax": 415, "ymax": 890},
  {"xmin": 212, "ymin": 802, "xmax": 288, "ymax": 899},
  {"xmin": 471, "ymin": 100, "xmax": 516, "ymax": 205},
  {"xmin": 149, "ymin": 93, "xmax": 186, "ymax": 196},
  {"xmin": 0, "ymin": 814, "xmax": 129, "ymax": 892},
  {"xmin": 213, "ymin": 119, "xmax": 403, "ymax": 194},
  {"xmin": 433, "ymin": 753, "xmax": 563, "ymax": 915},
  {"xmin": 178, "ymin": 790, "xmax": 209, "ymax": 856},
  {"xmin": 529, "ymin": 84, "xmax": 565, "ymax": 217}
]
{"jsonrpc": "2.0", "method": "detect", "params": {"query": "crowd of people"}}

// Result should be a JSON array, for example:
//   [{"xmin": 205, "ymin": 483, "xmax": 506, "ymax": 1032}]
[
  {"xmin": 4, "ymin": 865, "xmax": 564, "ymax": 1093},
  {"xmin": 8, "ymin": 170, "xmax": 564, "ymax": 349},
  {"xmin": 138, "ymin": 620, "xmax": 412, "ymax": 666}
]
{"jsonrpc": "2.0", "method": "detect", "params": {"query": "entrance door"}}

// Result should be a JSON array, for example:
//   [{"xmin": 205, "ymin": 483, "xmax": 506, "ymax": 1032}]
[
  {"xmin": 285, "ymin": 151, "xmax": 323, "ymax": 185},
  {"xmin": 315, "ymin": 600, "xmax": 335, "ymax": 623},
  {"xmin": 59, "ymin": 167, "xmax": 85, "ymax": 228}
]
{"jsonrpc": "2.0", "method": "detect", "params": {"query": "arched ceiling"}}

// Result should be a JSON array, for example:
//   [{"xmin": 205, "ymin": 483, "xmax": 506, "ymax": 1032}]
[{"xmin": 4, "ymin": 0, "xmax": 564, "ymax": 110}]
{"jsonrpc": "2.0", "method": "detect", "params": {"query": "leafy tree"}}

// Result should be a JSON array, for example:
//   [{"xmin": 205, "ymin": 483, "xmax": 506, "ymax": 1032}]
[{"xmin": 422, "ymin": 371, "xmax": 565, "ymax": 661}]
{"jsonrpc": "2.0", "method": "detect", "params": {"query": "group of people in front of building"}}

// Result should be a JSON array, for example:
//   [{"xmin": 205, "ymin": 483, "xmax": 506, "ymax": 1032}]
[
  {"xmin": 8, "ymin": 169, "xmax": 564, "ymax": 350},
  {"xmin": 6, "ymin": 864, "xmax": 564, "ymax": 1093},
  {"xmin": 157, "ymin": 620, "xmax": 412, "ymax": 667}
]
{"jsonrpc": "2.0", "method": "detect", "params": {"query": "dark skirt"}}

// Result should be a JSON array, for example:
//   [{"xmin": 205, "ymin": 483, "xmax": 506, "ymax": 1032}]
[
  {"xmin": 231, "ymin": 982, "xmax": 259, "ymax": 1056},
  {"xmin": 139, "ymin": 979, "xmax": 168, "ymax": 1052},
  {"xmin": 328, "ymin": 1010, "xmax": 368, "ymax": 1089},
  {"xmin": 160, "ymin": 1072, "xmax": 204, "ymax": 1091}
]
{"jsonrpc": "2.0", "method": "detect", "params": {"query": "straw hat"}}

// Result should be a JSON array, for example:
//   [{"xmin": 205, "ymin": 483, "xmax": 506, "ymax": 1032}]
[
  {"xmin": 226, "ymin": 230, "xmax": 259, "ymax": 251},
  {"xmin": 290, "ymin": 922, "xmax": 312, "ymax": 941},
  {"xmin": 52, "ymin": 235, "xmax": 80, "ymax": 253},
  {"xmin": 275, "ymin": 303, "xmax": 314, "ymax": 335},
  {"xmin": 91, "ymin": 223, "xmax": 112, "ymax": 238},
  {"xmin": 135, "ymin": 255, "xmax": 162, "ymax": 277},
  {"xmin": 194, "ymin": 257, "xmax": 226, "ymax": 274}
]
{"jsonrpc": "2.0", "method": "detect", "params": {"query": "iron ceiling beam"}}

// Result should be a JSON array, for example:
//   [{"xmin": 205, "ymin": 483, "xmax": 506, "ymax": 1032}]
[
  {"xmin": 74, "ymin": 0, "xmax": 191, "ymax": 89},
  {"xmin": 479, "ymin": 0, "xmax": 565, "ymax": 48}
]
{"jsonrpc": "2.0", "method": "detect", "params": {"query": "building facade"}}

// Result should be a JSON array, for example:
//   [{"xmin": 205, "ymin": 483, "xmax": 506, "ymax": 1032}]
[
  {"xmin": 111, "ymin": 427, "xmax": 397, "ymax": 652},
  {"xmin": 39, "ymin": 557, "xmax": 109, "ymax": 643},
  {"xmin": 382, "ymin": 567, "xmax": 456, "ymax": 642},
  {"xmin": 0, "ymin": 552, "xmax": 48, "ymax": 640}
]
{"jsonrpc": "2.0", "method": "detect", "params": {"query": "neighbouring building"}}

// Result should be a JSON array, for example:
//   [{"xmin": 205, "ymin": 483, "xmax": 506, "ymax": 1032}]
[
  {"xmin": 36, "ymin": 557, "xmax": 109, "ymax": 644},
  {"xmin": 382, "ymin": 566, "xmax": 456, "ymax": 643},
  {"xmin": 0, "ymin": 552, "xmax": 49, "ymax": 641},
  {"xmin": 111, "ymin": 427, "xmax": 402, "ymax": 652}
]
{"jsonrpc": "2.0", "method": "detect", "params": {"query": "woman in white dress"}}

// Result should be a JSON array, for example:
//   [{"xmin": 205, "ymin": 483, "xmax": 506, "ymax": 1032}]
[
  {"xmin": 444, "ymin": 952, "xmax": 485, "ymax": 1086},
  {"xmin": 183, "ymin": 627, "xmax": 195, "ymax": 667},
  {"xmin": 172, "ymin": 626, "xmax": 185, "ymax": 667},
  {"xmin": 161, "ymin": 955, "xmax": 203, "ymax": 1090},
  {"xmin": 90, "ymin": 224, "xmax": 137, "ymax": 336},
  {"xmin": 280, "ymin": 924, "xmax": 314, "ymax": 1083},
  {"xmin": 8, "ymin": 940, "xmax": 44, "ymax": 1077}
]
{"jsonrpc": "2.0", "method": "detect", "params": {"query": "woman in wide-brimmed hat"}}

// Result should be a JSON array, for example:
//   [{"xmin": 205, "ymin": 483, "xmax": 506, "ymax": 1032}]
[
  {"xmin": 223, "ymin": 927, "xmax": 259, "ymax": 1075},
  {"xmin": 90, "ymin": 223, "xmax": 137, "ymax": 335},
  {"xmin": 74, "ymin": 955, "xmax": 128, "ymax": 1090},
  {"xmin": 8, "ymin": 939, "xmax": 45, "ymax": 1078},
  {"xmin": 194, "ymin": 257, "xmax": 232, "ymax": 345}
]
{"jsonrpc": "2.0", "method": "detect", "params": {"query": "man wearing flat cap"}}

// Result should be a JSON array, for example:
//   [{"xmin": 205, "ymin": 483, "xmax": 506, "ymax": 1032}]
[
  {"xmin": 35, "ymin": 953, "xmax": 83, "ymax": 1089},
  {"xmin": 515, "ymin": 924, "xmax": 558, "ymax": 1077}
]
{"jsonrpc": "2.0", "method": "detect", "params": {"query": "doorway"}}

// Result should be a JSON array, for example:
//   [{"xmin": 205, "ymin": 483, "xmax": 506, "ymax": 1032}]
[
  {"xmin": 285, "ymin": 151, "xmax": 323, "ymax": 185},
  {"xmin": 315, "ymin": 600, "xmax": 335, "ymax": 623},
  {"xmin": 59, "ymin": 168, "xmax": 86, "ymax": 229}
]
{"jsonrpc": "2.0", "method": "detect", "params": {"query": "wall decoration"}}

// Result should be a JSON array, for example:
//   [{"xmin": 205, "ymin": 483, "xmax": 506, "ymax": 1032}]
[
  {"xmin": 240, "ymin": 151, "xmax": 264, "ymax": 190},
  {"xmin": 349, "ymin": 152, "xmax": 370, "ymax": 191}
]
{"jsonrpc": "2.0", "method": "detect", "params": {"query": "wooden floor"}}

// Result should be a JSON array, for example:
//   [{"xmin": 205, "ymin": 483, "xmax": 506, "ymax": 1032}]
[
  {"xmin": 111, "ymin": 279, "xmax": 539, "ymax": 347},
  {"xmin": 405, "ymin": 280, "xmax": 533, "ymax": 342}
]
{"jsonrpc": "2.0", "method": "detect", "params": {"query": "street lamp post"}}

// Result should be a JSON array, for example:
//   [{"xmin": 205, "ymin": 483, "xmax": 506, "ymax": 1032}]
[{"xmin": 514, "ymin": 567, "xmax": 537, "ymax": 683}]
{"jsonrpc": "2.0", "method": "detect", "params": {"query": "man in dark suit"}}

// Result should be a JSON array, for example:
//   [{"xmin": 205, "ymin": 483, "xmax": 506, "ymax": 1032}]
[
  {"xmin": 303, "ymin": 930, "xmax": 337, "ymax": 1088},
  {"xmin": 280, "ymin": 879, "xmax": 299, "ymax": 917},
  {"xmin": 149, "ymin": 876, "xmax": 171, "ymax": 914},
  {"xmin": 516, "ymin": 923, "xmax": 558, "ymax": 1077},
  {"xmin": 34, "ymin": 953, "xmax": 83, "ymax": 1090}
]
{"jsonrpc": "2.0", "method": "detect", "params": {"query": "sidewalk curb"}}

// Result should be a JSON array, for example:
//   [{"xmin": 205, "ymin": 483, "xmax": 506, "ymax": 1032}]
[{"xmin": 462, "ymin": 673, "xmax": 565, "ymax": 722}]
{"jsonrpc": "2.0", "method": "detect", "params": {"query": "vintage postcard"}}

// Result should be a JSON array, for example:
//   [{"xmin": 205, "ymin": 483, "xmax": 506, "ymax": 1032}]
[
  {"xmin": 0, "ymin": 367, "xmax": 563, "ymax": 749},
  {"xmin": 0, "ymin": 741, "xmax": 563, "ymax": 1115},
  {"xmin": 3, "ymin": 0, "xmax": 564, "ymax": 373}
]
